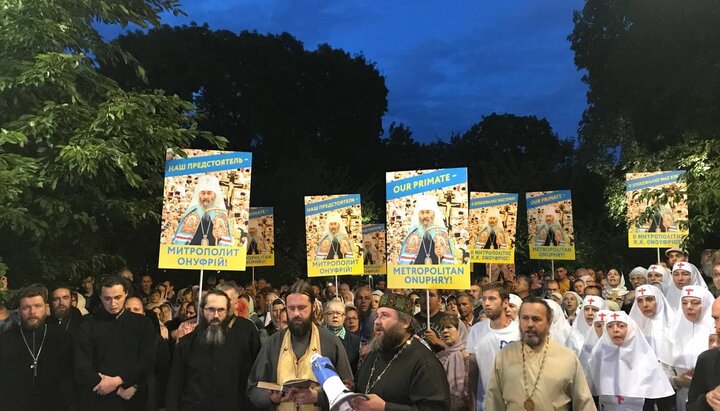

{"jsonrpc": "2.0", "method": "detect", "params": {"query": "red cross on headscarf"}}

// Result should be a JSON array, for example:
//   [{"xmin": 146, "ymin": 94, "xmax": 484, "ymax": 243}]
[
  {"xmin": 638, "ymin": 288, "xmax": 647, "ymax": 296},
  {"xmin": 587, "ymin": 298, "xmax": 595, "ymax": 305},
  {"xmin": 677, "ymin": 263, "xmax": 685, "ymax": 269},
  {"xmin": 685, "ymin": 288, "xmax": 694, "ymax": 296},
  {"xmin": 616, "ymin": 395, "xmax": 625, "ymax": 404},
  {"xmin": 611, "ymin": 313, "xmax": 621, "ymax": 321},
  {"xmin": 598, "ymin": 312, "xmax": 606, "ymax": 321}
]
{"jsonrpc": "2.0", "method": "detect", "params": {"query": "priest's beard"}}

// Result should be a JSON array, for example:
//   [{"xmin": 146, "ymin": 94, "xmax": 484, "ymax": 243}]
[
  {"xmin": 202, "ymin": 316, "xmax": 230, "ymax": 346},
  {"xmin": 522, "ymin": 329, "xmax": 547, "ymax": 348},
  {"xmin": 369, "ymin": 323, "xmax": 406, "ymax": 353},
  {"xmin": 289, "ymin": 315, "xmax": 313, "ymax": 338},
  {"xmin": 21, "ymin": 317, "xmax": 46, "ymax": 332}
]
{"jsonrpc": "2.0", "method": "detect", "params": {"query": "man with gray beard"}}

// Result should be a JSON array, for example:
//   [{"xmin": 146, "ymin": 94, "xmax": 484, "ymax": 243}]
[{"xmin": 166, "ymin": 290, "xmax": 257, "ymax": 411}]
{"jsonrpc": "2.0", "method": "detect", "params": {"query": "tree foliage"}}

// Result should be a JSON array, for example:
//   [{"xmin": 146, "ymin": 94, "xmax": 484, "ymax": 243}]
[
  {"xmin": 0, "ymin": 0, "xmax": 225, "ymax": 284},
  {"xmin": 570, "ymin": 0, "xmax": 720, "ymax": 252}
]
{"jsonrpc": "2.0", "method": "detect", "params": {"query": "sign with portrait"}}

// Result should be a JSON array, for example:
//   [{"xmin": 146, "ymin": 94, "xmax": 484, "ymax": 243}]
[
  {"xmin": 304, "ymin": 194, "xmax": 364, "ymax": 277},
  {"xmin": 246, "ymin": 207, "xmax": 274, "ymax": 266},
  {"xmin": 386, "ymin": 168, "xmax": 470, "ymax": 290},
  {"xmin": 526, "ymin": 190, "xmax": 575, "ymax": 260},
  {"xmin": 362, "ymin": 224, "xmax": 386, "ymax": 275},
  {"xmin": 469, "ymin": 192, "xmax": 518, "ymax": 264},
  {"xmin": 626, "ymin": 171, "xmax": 688, "ymax": 248},
  {"xmin": 159, "ymin": 149, "xmax": 252, "ymax": 270}
]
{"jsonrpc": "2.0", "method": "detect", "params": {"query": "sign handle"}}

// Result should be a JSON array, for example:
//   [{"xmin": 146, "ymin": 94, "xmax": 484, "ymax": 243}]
[
  {"xmin": 196, "ymin": 269, "xmax": 204, "ymax": 325},
  {"xmin": 252, "ymin": 266, "xmax": 255, "ymax": 285},
  {"xmin": 657, "ymin": 248, "xmax": 661, "ymax": 264},
  {"xmin": 426, "ymin": 289, "xmax": 431, "ymax": 331}
]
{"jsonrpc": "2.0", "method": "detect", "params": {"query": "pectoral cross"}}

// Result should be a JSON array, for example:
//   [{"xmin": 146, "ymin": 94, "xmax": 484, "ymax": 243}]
[{"xmin": 30, "ymin": 361, "xmax": 37, "ymax": 377}]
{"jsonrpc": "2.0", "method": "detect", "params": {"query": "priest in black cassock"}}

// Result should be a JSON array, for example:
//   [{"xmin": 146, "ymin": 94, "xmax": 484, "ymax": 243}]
[
  {"xmin": 351, "ymin": 292, "xmax": 450, "ymax": 411},
  {"xmin": 0, "ymin": 285, "xmax": 75, "ymax": 411},
  {"xmin": 74, "ymin": 276, "xmax": 156, "ymax": 410},
  {"xmin": 49, "ymin": 285, "xmax": 84, "ymax": 335},
  {"xmin": 166, "ymin": 289, "xmax": 260, "ymax": 410}
]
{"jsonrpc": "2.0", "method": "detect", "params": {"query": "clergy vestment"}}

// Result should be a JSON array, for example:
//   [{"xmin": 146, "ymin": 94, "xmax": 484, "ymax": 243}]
[
  {"xmin": 247, "ymin": 324, "xmax": 352, "ymax": 411},
  {"xmin": 484, "ymin": 340, "xmax": 596, "ymax": 411},
  {"xmin": 74, "ymin": 309, "xmax": 156, "ymax": 410},
  {"xmin": 355, "ymin": 337, "xmax": 450, "ymax": 411},
  {"xmin": 166, "ymin": 316, "xmax": 260, "ymax": 411},
  {"xmin": 0, "ymin": 323, "xmax": 75, "ymax": 411}
]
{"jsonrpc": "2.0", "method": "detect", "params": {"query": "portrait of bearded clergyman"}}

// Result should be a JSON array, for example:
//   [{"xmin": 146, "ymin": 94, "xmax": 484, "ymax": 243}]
[
  {"xmin": 173, "ymin": 175, "xmax": 233, "ymax": 246},
  {"xmin": 247, "ymin": 221, "xmax": 267, "ymax": 254},
  {"xmin": 315, "ymin": 212, "xmax": 354, "ymax": 260},
  {"xmin": 398, "ymin": 195, "xmax": 456, "ymax": 265},
  {"xmin": 363, "ymin": 237, "xmax": 381, "ymax": 265},
  {"xmin": 475, "ymin": 209, "xmax": 506, "ymax": 249},
  {"xmin": 534, "ymin": 205, "xmax": 565, "ymax": 246}
]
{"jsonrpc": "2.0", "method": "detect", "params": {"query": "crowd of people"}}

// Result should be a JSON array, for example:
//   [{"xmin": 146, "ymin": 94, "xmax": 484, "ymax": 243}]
[{"xmin": 1, "ymin": 247, "xmax": 720, "ymax": 410}]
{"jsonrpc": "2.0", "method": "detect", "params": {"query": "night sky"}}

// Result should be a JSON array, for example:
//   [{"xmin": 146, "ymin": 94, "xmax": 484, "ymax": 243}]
[{"xmin": 101, "ymin": 0, "xmax": 587, "ymax": 143}]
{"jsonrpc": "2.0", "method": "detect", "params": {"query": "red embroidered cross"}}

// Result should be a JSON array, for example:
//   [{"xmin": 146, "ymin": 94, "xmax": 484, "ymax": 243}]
[
  {"xmin": 685, "ymin": 288, "xmax": 694, "ymax": 296},
  {"xmin": 616, "ymin": 395, "xmax": 624, "ymax": 404},
  {"xmin": 611, "ymin": 313, "xmax": 621, "ymax": 321},
  {"xmin": 677, "ymin": 263, "xmax": 685, "ymax": 269},
  {"xmin": 638, "ymin": 288, "xmax": 647, "ymax": 296},
  {"xmin": 598, "ymin": 312, "xmax": 606, "ymax": 321},
  {"xmin": 587, "ymin": 298, "xmax": 595, "ymax": 305}
]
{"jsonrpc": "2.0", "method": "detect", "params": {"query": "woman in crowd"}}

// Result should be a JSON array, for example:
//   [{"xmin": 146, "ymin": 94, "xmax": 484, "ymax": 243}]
[
  {"xmin": 628, "ymin": 283, "xmax": 677, "ymax": 411},
  {"xmin": 588, "ymin": 311, "xmax": 674, "ymax": 410},
  {"xmin": 562, "ymin": 291, "xmax": 582, "ymax": 324},
  {"xmin": 602, "ymin": 268, "xmax": 631, "ymax": 310},
  {"xmin": 666, "ymin": 262, "xmax": 707, "ymax": 312},
  {"xmin": 667, "ymin": 285, "xmax": 715, "ymax": 410},
  {"xmin": 437, "ymin": 315, "xmax": 476, "ymax": 411}
]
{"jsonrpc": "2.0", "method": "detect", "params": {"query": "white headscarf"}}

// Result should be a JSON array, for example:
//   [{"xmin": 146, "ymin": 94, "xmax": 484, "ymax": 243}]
[
  {"xmin": 189, "ymin": 175, "xmax": 226, "ymax": 211},
  {"xmin": 566, "ymin": 296, "xmax": 606, "ymax": 355},
  {"xmin": 562, "ymin": 291, "xmax": 583, "ymax": 319},
  {"xmin": 589, "ymin": 311, "xmax": 675, "ymax": 399},
  {"xmin": 580, "ymin": 309, "xmax": 611, "ymax": 395},
  {"xmin": 667, "ymin": 285, "xmax": 715, "ymax": 370},
  {"xmin": 666, "ymin": 262, "xmax": 708, "ymax": 312},
  {"xmin": 647, "ymin": 264, "xmax": 672, "ymax": 293},
  {"xmin": 544, "ymin": 298, "xmax": 572, "ymax": 344},
  {"xmin": 411, "ymin": 195, "xmax": 446, "ymax": 229},
  {"xmin": 603, "ymin": 269, "xmax": 629, "ymax": 299},
  {"xmin": 508, "ymin": 294, "xmax": 523, "ymax": 309},
  {"xmin": 628, "ymin": 284, "xmax": 675, "ymax": 364}
]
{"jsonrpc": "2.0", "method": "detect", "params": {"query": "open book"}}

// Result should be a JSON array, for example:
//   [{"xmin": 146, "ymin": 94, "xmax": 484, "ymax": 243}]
[{"xmin": 256, "ymin": 379, "xmax": 319, "ymax": 393}]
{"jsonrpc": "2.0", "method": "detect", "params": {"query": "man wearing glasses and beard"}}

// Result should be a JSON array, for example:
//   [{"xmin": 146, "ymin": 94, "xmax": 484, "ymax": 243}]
[{"xmin": 166, "ymin": 290, "xmax": 257, "ymax": 410}]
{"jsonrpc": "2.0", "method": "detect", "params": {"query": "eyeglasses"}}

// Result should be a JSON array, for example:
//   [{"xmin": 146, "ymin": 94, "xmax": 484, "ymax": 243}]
[
  {"xmin": 203, "ymin": 307, "xmax": 227, "ymax": 314},
  {"xmin": 326, "ymin": 311, "xmax": 344, "ymax": 317}
]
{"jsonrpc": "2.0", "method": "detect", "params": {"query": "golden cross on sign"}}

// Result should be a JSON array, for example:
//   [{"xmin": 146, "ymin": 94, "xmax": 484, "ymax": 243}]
[{"xmin": 437, "ymin": 190, "xmax": 461, "ymax": 230}]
